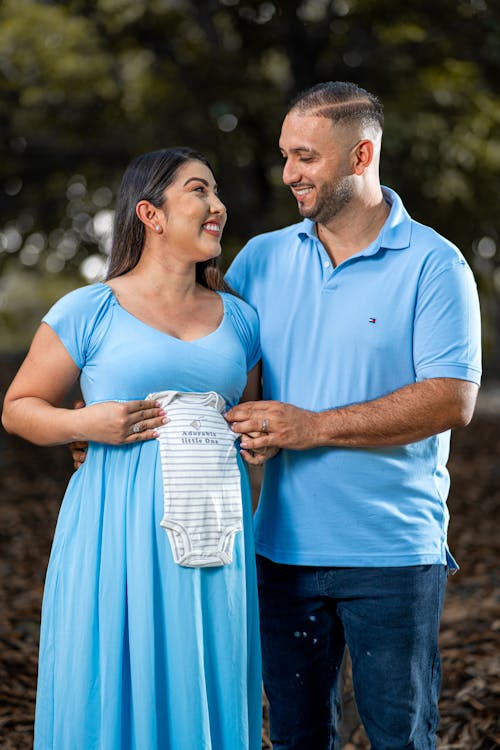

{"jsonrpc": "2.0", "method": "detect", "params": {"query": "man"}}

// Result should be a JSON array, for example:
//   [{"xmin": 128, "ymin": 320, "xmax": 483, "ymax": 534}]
[{"xmin": 224, "ymin": 81, "xmax": 481, "ymax": 750}]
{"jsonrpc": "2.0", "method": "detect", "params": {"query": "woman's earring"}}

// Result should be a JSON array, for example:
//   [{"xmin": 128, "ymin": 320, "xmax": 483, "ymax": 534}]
[{"xmin": 155, "ymin": 224, "xmax": 162, "ymax": 232}]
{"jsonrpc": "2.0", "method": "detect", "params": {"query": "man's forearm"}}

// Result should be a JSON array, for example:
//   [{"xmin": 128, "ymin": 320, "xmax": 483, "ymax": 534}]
[
  {"xmin": 311, "ymin": 378, "xmax": 478, "ymax": 448},
  {"xmin": 226, "ymin": 378, "xmax": 479, "ymax": 452}
]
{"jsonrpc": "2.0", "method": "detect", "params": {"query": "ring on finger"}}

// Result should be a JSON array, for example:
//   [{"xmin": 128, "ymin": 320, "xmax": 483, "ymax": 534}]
[
  {"xmin": 262, "ymin": 418, "xmax": 268, "ymax": 433},
  {"xmin": 132, "ymin": 423, "xmax": 141, "ymax": 434}
]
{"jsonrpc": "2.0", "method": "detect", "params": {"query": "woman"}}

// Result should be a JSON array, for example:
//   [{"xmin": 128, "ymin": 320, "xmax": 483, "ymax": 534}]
[{"xmin": 2, "ymin": 147, "xmax": 269, "ymax": 749}]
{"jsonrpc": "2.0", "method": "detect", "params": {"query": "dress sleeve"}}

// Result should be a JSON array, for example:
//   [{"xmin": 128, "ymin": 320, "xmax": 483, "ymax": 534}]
[
  {"xmin": 413, "ymin": 260, "xmax": 482, "ymax": 384},
  {"xmin": 42, "ymin": 284, "xmax": 113, "ymax": 370},
  {"xmin": 223, "ymin": 293, "xmax": 261, "ymax": 372}
]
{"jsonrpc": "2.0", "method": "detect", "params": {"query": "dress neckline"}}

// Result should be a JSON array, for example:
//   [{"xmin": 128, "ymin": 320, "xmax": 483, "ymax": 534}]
[{"xmin": 100, "ymin": 283, "xmax": 227, "ymax": 343}]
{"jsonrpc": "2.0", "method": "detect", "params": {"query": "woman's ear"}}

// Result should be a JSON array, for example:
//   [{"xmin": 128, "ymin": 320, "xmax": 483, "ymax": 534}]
[{"xmin": 136, "ymin": 200, "xmax": 163, "ymax": 232}]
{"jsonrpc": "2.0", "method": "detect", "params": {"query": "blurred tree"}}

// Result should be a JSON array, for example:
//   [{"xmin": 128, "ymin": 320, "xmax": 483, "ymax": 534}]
[{"xmin": 0, "ymin": 0, "xmax": 499, "ymax": 355}]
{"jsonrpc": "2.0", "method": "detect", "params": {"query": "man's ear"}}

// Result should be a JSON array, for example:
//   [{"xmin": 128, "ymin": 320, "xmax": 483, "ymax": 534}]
[{"xmin": 351, "ymin": 139, "xmax": 374, "ymax": 175}]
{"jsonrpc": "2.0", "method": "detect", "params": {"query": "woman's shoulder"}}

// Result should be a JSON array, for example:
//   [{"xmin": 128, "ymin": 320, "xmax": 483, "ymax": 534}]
[
  {"xmin": 219, "ymin": 292, "xmax": 260, "ymax": 367},
  {"xmin": 42, "ymin": 283, "xmax": 115, "ymax": 367},
  {"xmin": 44, "ymin": 282, "xmax": 113, "ymax": 320},
  {"xmin": 219, "ymin": 291, "xmax": 259, "ymax": 347},
  {"xmin": 219, "ymin": 291, "xmax": 258, "ymax": 324},
  {"xmin": 42, "ymin": 282, "xmax": 115, "ymax": 336},
  {"xmin": 53, "ymin": 281, "xmax": 112, "ymax": 307}
]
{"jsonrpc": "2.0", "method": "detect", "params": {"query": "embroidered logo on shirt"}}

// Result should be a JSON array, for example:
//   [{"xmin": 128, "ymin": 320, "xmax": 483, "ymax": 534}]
[{"xmin": 369, "ymin": 317, "xmax": 376, "ymax": 324}]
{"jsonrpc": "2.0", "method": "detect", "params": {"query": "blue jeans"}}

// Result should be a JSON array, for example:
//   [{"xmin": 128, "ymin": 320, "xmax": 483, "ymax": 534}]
[{"xmin": 257, "ymin": 556, "xmax": 447, "ymax": 750}]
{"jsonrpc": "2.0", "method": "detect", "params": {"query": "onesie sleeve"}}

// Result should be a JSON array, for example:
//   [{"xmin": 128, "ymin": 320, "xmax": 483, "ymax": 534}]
[
  {"xmin": 222, "ymin": 293, "xmax": 261, "ymax": 372},
  {"xmin": 42, "ymin": 283, "xmax": 113, "ymax": 370},
  {"xmin": 413, "ymin": 260, "xmax": 482, "ymax": 384}
]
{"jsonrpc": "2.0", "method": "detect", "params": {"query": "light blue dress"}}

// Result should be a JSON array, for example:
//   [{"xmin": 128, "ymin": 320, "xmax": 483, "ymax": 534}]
[{"xmin": 34, "ymin": 283, "xmax": 262, "ymax": 750}]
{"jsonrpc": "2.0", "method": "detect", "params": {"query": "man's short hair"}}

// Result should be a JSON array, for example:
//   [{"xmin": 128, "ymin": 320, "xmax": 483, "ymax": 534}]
[{"xmin": 288, "ymin": 81, "xmax": 384, "ymax": 133}]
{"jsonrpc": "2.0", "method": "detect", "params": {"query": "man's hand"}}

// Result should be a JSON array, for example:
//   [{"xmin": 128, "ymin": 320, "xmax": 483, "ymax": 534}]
[
  {"xmin": 226, "ymin": 379, "xmax": 479, "ymax": 452},
  {"xmin": 69, "ymin": 400, "xmax": 86, "ymax": 469},
  {"xmin": 226, "ymin": 401, "xmax": 319, "ymax": 451},
  {"xmin": 69, "ymin": 440, "xmax": 88, "ymax": 470}
]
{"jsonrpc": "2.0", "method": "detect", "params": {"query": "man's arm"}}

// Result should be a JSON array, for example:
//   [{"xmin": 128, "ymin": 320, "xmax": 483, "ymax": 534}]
[{"xmin": 225, "ymin": 378, "xmax": 478, "ymax": 451}]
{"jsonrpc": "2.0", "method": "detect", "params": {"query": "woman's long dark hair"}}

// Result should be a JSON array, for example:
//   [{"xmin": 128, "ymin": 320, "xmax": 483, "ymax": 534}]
[{"xmin": 106, "ymin": 147, "xmax": 232, "ymax": 293}]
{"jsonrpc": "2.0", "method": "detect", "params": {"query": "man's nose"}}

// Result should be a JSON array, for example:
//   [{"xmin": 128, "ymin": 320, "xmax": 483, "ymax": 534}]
[{"xmin": 282, "ymin": 159, "xmax": 299, "ymax": 186}]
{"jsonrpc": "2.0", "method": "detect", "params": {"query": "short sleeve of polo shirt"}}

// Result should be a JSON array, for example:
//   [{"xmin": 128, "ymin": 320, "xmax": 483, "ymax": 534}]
[{"xmin": 413, "ymin": 259, "xmax": 481, "ymax": 384}]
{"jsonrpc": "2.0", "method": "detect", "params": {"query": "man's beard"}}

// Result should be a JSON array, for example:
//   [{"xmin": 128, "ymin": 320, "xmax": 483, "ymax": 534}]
[{"xmin": 299, "ymin": 175, "xmax": 354, "ymax": 224}]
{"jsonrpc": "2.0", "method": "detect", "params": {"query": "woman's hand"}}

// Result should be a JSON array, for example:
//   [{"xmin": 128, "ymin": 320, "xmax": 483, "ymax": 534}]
[
  {"xmin": 74, "ymin": 399, "xmax": 167, "ymax": 446},
  {"xmin": 239, "ymin": 432, "xmax": 280, "ymax": 465}
]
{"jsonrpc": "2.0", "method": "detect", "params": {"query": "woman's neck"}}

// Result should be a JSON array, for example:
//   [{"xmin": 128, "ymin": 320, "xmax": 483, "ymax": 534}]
[{"xmin": 114, "ymin": 254, "xmax": 202, "ymax": 303}]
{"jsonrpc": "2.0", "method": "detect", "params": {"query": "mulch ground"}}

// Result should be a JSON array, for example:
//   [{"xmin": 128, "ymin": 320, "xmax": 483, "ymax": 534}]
[{"xmin": 1, "ymin": 360, "xmax": 499, "ymax": 748}]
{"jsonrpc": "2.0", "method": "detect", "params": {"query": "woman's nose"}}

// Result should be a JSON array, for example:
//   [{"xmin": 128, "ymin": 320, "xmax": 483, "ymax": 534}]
[{"xmin": 211, "ymin": 195, "xmax": 226, "ymax": 215}]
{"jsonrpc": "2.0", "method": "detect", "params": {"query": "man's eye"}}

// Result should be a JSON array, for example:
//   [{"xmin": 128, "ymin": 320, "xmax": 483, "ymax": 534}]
[{"xmin": 299, "ymin": 157, "xmax": 313, "ymax": 163}]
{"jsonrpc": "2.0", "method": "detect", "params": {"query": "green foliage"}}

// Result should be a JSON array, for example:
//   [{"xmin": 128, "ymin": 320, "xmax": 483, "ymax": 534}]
[
  {"xmin": 0, "ymin": 264, "xmax": 80, "ymax": 349},
  {"xmin": 0, "ymin": 0, "xmax": 499, "ymax": 354}
]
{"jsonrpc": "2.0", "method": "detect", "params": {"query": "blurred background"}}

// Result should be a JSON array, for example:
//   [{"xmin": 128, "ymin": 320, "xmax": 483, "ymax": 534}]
[
  {"xmin": 0, "ymin": 0, "xmax": 500, "ymax": 362},
  {"xmin": 1, "ymin": 1, "xmax": 499, "ymax": 748}
]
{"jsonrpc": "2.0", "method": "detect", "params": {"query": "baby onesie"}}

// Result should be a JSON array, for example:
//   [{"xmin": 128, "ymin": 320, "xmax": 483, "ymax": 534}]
[{"xmin": 148, "ymin": 390, "xmax": 243, "ymax": 567}]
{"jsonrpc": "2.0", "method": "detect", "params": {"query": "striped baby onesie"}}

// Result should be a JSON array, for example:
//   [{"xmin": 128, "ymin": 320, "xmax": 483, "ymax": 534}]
[{"xmin": 148, "ymin": 391, "xmax": 243, "ymax": 568}]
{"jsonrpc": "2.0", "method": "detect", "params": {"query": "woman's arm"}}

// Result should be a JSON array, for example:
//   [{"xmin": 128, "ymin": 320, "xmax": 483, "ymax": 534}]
[
  {"xmin": 2, "ymin": 323, "xmax": 165, "ymax": 446},
  {"xmin": 240, "ymin": 361, "xmax": 262, "ymax": 403},
  {"xmin": 236, "ymin": 361, "xmax": 278, "ymax": 465}
]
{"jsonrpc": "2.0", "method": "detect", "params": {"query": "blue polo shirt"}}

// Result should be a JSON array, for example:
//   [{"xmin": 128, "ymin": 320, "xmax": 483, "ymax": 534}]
[{"xmin": 226, "ymin": 187, "xmax": 481, "ymax": 567}]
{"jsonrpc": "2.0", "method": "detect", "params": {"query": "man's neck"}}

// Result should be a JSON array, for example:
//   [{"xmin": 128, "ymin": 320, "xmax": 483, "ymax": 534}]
[{"xmin": 316, "ymin": 192, "xmax": 390, "ymax": 267}]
